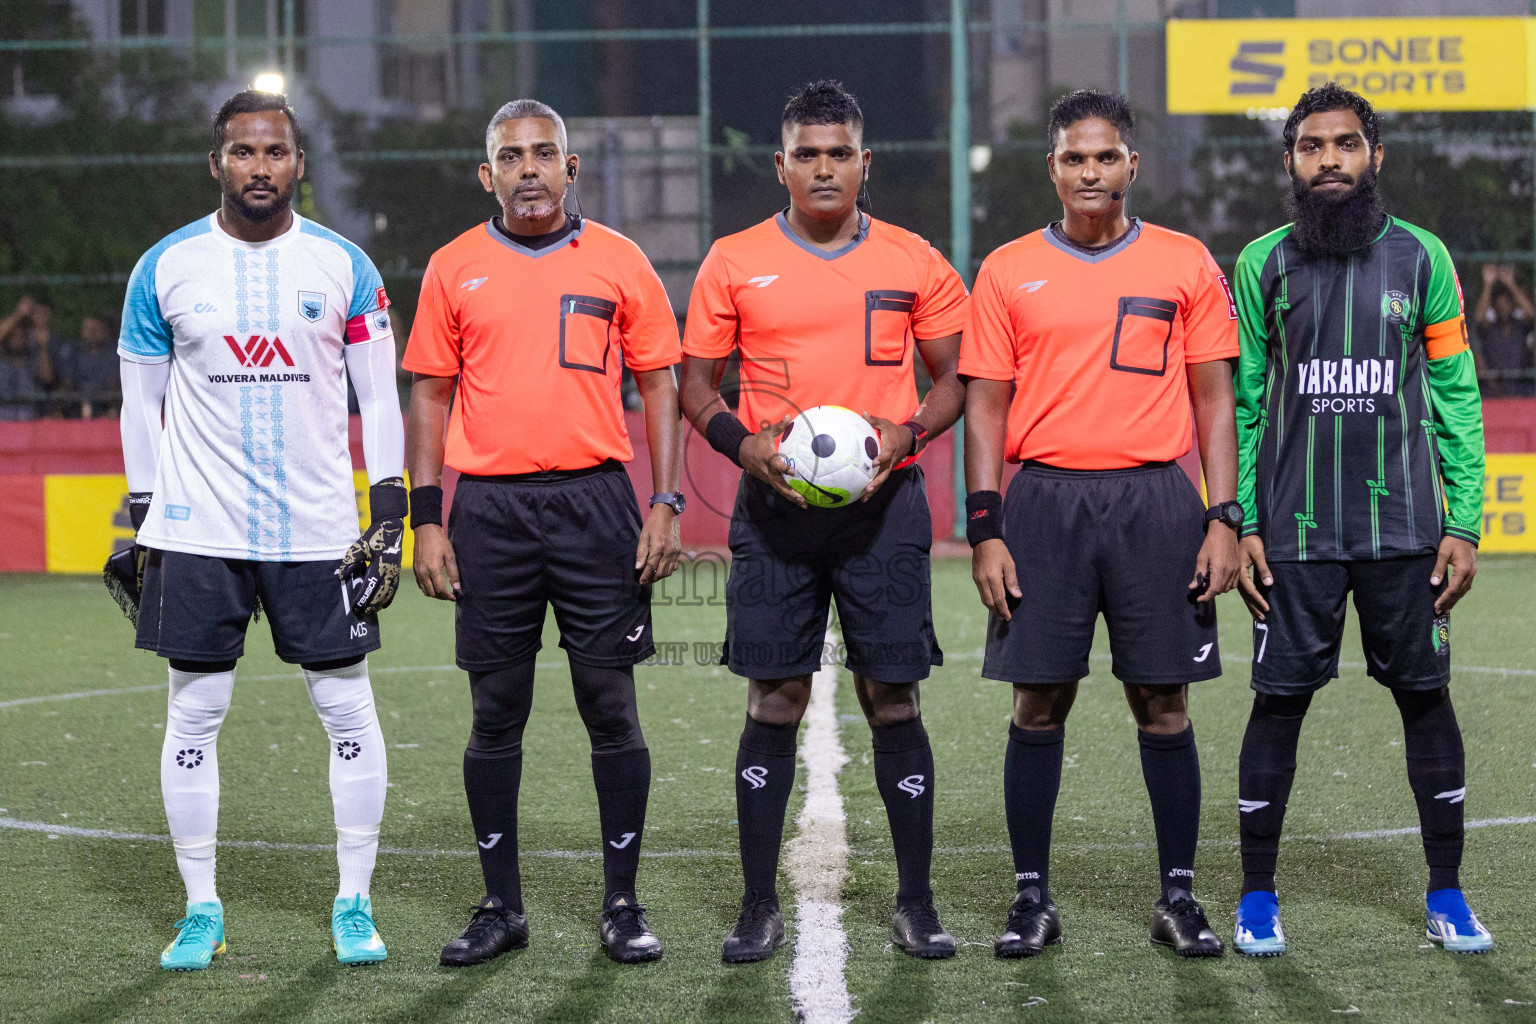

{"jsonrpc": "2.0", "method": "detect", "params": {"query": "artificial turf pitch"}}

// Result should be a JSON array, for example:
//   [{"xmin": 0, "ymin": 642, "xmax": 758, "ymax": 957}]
[{"xmin": 0, "ymin": 557, "xmax": 1532, "ymax": 1024}]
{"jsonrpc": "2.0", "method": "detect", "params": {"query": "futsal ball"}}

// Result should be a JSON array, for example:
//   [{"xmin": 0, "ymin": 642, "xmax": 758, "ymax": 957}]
[{"xmin": 777, "ymin": 405, "xmax": 879, "ymax": 508}]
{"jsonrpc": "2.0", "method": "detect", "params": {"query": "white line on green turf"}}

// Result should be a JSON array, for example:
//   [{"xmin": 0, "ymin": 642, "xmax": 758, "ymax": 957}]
[
  {"xmin": 3, "ymin": 815, "xmax": 1532, "ymax": 862},
  {"xmin": 943, "ymin": 650, "xmax": 1536, "ymax": 677},
  {"xmin": 785, "ymin": 626, "xmax": 855, "ymax": 1024}
]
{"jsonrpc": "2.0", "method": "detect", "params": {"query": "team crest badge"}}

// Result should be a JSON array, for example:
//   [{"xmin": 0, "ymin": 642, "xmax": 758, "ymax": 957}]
[
  {"xmin": 298, "ymin": 291, "xmax": 326, "ymax": 323},
  {"xmin": 1381, "ymin": 290, "xmax": 1411, "ymax": 325},
  {"xmin": 372, "ymin": 310, "xmax": 390, "ymax": 332},
  {"xmin": 1432, "ymin": 615, "xmax": 1450, "ymax": 656}
]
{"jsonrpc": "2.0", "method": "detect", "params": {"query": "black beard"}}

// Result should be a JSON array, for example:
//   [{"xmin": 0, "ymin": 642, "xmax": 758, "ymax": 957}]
[
  {"xmin": 1284, "ymin": 168, "xmax": 1386, "ymax": 258},
  {"xmin": 220, "ymin": 174, "xmax": 296, "ymax": 223}
]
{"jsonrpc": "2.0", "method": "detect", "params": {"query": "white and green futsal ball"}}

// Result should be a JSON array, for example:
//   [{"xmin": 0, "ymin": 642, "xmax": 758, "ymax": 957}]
[{"xmin": 776, "ymin": 404, "xmax": 880, "ymax": 508}]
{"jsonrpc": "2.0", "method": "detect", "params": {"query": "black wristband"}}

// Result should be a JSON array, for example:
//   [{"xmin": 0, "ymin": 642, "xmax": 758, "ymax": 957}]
[
  {"xmin": 370, "ymin": 477, "xmax": 409, "ymax": 521},
  {"xmin": 128, "ymin": 492, "xmax": 153, "ymax": 532},
  {"xmin": 409, "ymin": 484, "xmax": 443, "ymax": 529},
  {"xmin": 965, "ymin": 490, "xmax": 1005, "ymax": 547},
  {"xmin": 900, "ymin": 420, "xmax": 927, "ymax": 458},
  {"xmin": 705, "ymin": 411, "xmax": 753, "ymax": 469}
]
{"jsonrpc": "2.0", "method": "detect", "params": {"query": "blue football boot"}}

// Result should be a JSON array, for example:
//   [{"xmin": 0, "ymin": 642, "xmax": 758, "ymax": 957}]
[
  {"xmin": 1425, "ymin": 889, "xmax": 1492, "ymax": 954},
  {"xmin": 160, "ymin": 901, "xmax": 226, "ymax": 971},
  {"xmin": 1233, "ymin": 890, "xmax": 1286, "ymax": 957}
]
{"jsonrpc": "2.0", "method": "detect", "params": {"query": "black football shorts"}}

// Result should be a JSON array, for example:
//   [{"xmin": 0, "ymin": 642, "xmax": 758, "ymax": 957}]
[
  {"xmin": 449, "ymin": 460, "xmax": 655, "ymax": 671},
  {"xmin": 982, "ymin": 460, "xmax": 1220, "ymax": 687},
  {"xmin": 136, "ymin": 550, "xmax": 381, "ymax": 664},
  {"xmin": 1249, "ymin": 554, "xmax": 1451, "ymax": 695},
  {"xmin": 723, "ymin": 465, "xmax": 941, "ymax": 684}
]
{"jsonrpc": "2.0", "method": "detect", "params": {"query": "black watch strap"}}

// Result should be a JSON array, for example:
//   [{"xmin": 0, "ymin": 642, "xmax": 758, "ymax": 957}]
[{"xmin": 1204, "ymin": 500, "xmax": 1245, "ymax": 531}]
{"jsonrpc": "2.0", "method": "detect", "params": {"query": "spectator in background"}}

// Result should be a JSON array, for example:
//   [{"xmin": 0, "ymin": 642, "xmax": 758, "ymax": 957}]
[
  {"xmin": 1472, "ymin": 264, "xmax": 1535, "ymax": 398},
  {"xmin": 0, "ymin": 295, "xmax": 52, "ymax": 420},
  {"xmin": 56, "ymin": 314, "xmax": 122, "ymax": 418}
]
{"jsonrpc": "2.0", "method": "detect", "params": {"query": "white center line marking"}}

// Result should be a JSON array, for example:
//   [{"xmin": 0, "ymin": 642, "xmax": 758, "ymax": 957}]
[{"xmin": 786, "ymin": 627, "xmax": 854, "ymax": 1024}]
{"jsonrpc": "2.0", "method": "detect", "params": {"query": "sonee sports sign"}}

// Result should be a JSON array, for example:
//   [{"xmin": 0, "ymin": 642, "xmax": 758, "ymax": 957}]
[{"xmin": 1167, "ymin": 16, "xmax": 1533, "ymax": 115}]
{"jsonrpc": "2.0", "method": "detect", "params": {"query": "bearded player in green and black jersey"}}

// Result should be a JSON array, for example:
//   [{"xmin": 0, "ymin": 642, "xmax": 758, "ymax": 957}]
[{"xmin": 1230, "ymin": 85, "xmax": 1489, "ymax": 957}]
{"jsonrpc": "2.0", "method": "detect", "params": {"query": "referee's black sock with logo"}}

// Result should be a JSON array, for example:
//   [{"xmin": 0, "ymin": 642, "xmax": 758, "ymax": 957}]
[
  {"xmin": 1395, "ymin": 687, "xmax": 1465, "ymax": 893},
  {"xmin": 871, "ymin": 716, "xmax": 936, "ymax": 906},
  {"xmin": 1237, "ymin": 691, "xmax": 1312, "ymax": 895},
  {"xmin": 463, "ymin": 661, "xmax": 536, "ymax": 915},
  {"xmin": 1005, "ymin": 723, "xmax": 1064, "ymax": 899},
  {"xmin": 591, "ymin": 748, "xmax": 651, "ymax": 901},
  {"xmin": 1137, "ymin": 723, "xmax": 1202, "ymax": 900},
  {"xmin": 463, "ymin": 751, "xmax": 523, "ymax": 914},
  {"xmin": 735, "ymin": 715, "xmax": 799, "ymax": 904}
]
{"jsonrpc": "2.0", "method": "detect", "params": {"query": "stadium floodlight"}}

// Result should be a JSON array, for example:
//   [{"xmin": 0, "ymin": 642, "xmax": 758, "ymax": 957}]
[
  {"xmin": 968, "ymin": 144, "xmax": 992, "ymax": 174},
  {"xmin": 252, "ymin": 72, "xmax": 286, "ymax": 95}
]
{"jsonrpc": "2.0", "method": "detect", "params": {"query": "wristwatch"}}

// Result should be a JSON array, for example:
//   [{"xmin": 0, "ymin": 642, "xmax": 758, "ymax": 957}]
[
  {"xmin": 649, "ymin": 491, "xmax": 686, "ymax": 515},
  {"xmin": 1204, "ymin": 500, "xmax": 1245, "ymax": 532}
]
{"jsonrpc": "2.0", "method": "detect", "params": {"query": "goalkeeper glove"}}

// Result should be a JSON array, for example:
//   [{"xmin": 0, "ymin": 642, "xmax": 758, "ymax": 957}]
[
  {"xmin": 337, "ymin": 477, "xmax": 407, "ymax": 616},
  {"xmin": 103, "ymin": 492, "xmax": 153, "ymax": 625}
]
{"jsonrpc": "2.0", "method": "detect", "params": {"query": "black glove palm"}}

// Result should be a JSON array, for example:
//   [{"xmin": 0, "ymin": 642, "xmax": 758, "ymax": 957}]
[
  {"xmin": 338, "ymin": 478, "xmax": 408, "ymax": 617},
  {"xmin": 104, "ymin": 491, "xmax": 153, "ymax": 625}
]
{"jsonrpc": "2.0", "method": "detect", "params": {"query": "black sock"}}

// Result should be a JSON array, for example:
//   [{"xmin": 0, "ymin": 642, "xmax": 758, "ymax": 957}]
[
  {"xmin": 735, "ymin": 715, "xmax": 798, "ymax": 903},
  {"xmin": 1138, "ymin": 723, "xmax": 1202, "ymax": 900},
  {"xmin": 1396, "ymin": 688, "xmax": 1465, "ymax": 893},
  {"xmin": 1238, "ymin": 691, "xmax": 1313, "ymax": 895},
  {"xmin": 463, "ymin": 751, "xmax": 524, "ymax": 914},
  {"xmin": 1004, "ymin": 723, "xmax": 1063, "ymax": 899},
  {"xmin": 871, "ymin": 716, "xmax": 935, "ymax": 905},
  {"xmin": 591, "ymin": 747, "xmax": 651, "ymax": 901}
]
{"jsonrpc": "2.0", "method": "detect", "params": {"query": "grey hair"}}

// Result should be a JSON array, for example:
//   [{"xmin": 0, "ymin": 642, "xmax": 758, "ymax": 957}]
[{"xmin": 485, "ymin": 99, "xmax": 568, "ymax": 161}]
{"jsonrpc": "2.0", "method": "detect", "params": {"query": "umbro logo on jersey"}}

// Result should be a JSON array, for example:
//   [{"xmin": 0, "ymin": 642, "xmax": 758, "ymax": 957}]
[
  {"xmin": 1434, "ymin": 787, "xmax": 1466, "ymax": 804},
  {"xmin": 741, "ymin": 766, "xmax": 769, "ymax": 790},
  {"xmin": 460, "ymin": 277, "xmax": 489, "ymax": 291},
  {"xmin": 1017, "ymin": 280, "xmax": 1048, "ymax": 293},
  {"xmin": 1193, "ymin": 642, "xmax": 1214, "ymax": 663},
  {"xmin": 1238, "ymin": 799, "xmax": 1270, "ymax": 813},
  {"xmin": 608, "ymin": 832, "xmax": 637, "ymax": 849},
  {"xmin": 478, "ymin": 833, "xmax": 503, "ymax": 849},
  {"xmin": 224, "ymin": 334, "xmax": 294, "ymax": 368},
  {"xmin": 898, "ymin": 774, "xmax": 926, "ymax": 798},
  {"xmin": 747, "ymin": 275, "xmax": 779, "ymax": 288}
]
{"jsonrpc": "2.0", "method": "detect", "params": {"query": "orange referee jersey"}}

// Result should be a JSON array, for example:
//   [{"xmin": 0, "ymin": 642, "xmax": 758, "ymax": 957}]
[
  {"xmin": 960, "ymin": 219, "xmax": 1238, "ymax": 469},
  {"xmin": 402, "ymin": 218, "xmax": 681, "ymax": 475},
  {"xmin": 683, "ymin": 211, "xmax": 968, "ymax": 430}
]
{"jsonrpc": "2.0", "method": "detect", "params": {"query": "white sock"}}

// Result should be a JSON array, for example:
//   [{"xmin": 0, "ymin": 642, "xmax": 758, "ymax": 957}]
[
  {"xmin": 303, "ymin": 658, "xmax": 387, "ymax": 899},
  {"xmin": 172, "ymin": 835, "xmax": 220, "ymax": 906},
  {"xmin": 161, "ymin": 666, "xmax": 234, "ymax": 904},
  {"xmin": 337, "ymin": 825, "xmax": 380, "ymax": 899}
]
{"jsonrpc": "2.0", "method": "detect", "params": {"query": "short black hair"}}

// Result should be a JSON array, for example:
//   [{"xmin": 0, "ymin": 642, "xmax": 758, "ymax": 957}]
[
  {"xmin": 213, "ymin": 89, "xmax": 300, "ymax": 150},
  {"xmin": 781, "ymin": 80, "xmax": 864, "ymax": 139},
  {"xmin": 1282, "ymin": 83, "xmax": 1379, "ymax": 152},
  {"xmin": 1048, "ymin": 89, "xmax": 1134, "ymax": 149}
]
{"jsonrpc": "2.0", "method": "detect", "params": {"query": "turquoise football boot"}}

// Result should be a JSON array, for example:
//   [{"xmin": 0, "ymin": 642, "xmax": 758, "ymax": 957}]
[
  {"xmin": 1426, "ymin": 889, "xmax": 1493, "ymax": 954},
  {"xmin": 160, "ymin": 901, "xmax": 226, "ymax": 971},
  {"xmin": 1233, "ymin": 890, "xmax": 1286, "ymax": 957},
  {"xmin": 333, "ymin": 894, "xmax": 388, "ymax": 965}
]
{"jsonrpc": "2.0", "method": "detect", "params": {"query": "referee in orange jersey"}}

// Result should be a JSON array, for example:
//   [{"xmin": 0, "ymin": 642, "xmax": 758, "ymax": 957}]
[
  {"xmin": 680, "ymin": 81, "xmax": 969, "ymax": 962},
  {"xmin": 403, "ymin": 100, "xmax": 684, "ymax": 967},
  {"xmin": 962, "ymin": 91, "xmax": 1241, "ymax": 959}
]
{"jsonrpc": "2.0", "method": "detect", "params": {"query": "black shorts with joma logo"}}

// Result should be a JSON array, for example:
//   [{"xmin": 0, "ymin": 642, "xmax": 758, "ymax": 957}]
[
  {"xmin": 449, "ymin": 460, "xmax": 655, "ymax": 671},
  {"xmin": 983, "ymin": 460, "xmax": 1221, "ymax": 687}
]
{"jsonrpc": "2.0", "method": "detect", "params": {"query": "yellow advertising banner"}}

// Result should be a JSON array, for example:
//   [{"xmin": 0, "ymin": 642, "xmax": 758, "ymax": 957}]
[
  {"xmin": 1482, "ymin": 454, "xmax": 1536, "ymax": 554},
  {"xmin": 1167, "ymin": 17, "xmax": 1531, "ymax": 115},
  {"xmin": 44, "ymin": 472, "xmax": 413, "ymax": 573}
]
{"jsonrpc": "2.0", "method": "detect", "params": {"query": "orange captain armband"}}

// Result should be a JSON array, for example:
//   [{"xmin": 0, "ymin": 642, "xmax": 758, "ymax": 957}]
[{"xmin": 1425, "ymin": 316, "xmax": 1469, "ymax": 361}]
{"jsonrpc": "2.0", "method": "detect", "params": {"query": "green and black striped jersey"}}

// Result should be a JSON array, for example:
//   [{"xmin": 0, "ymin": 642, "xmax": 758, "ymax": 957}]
[{"xmin": 1234, "ymin": 217, "xmax": 1485, "ymax": 562}]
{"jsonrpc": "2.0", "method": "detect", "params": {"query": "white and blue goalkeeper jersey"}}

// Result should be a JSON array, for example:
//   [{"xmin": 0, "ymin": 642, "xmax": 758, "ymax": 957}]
[{"xmin": 119, "ymin": 212, "xmax": 393, "ymax": 561}]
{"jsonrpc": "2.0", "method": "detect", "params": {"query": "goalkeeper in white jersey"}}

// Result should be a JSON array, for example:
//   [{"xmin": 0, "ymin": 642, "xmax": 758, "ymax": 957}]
[{"xmin": 116, "ymin": 90, "xmax": 406, "ymax": 970}]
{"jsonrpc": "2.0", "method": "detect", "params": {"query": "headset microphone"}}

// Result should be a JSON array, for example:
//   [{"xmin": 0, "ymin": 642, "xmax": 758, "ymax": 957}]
[{"xmin": 1110, "ymin": 168, "xmax": 1136, "ymax": 202}]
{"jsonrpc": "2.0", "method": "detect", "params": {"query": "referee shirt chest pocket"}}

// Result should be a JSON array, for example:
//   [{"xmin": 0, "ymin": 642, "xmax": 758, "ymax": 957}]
[
  {"xmin": 865, "ymin": 290, "xmax": 917, "ymax": 366},
  {"xmin": 1109, "ymin": 296, "xmax": 1177, "ymax": 376},
  {"xmin": 559, "ymin": 293, "xmax": 618, "ymax": 374}
]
